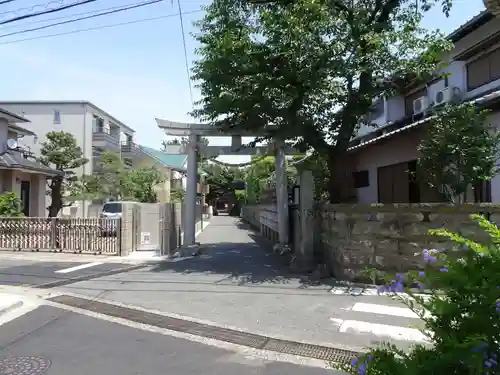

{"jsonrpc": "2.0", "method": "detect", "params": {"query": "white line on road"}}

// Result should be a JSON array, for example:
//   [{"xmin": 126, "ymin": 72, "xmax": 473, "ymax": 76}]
[
  {"xmin": 351, "ymin": 302, "xmax": 419, "ymax": 318},
  {"xmin": 55, "ymin": 262, "xmax": 104, "ymax": 274},
  {"xmin": 339, "ymin": 319, "xmax": 428, "ymax": 342}
]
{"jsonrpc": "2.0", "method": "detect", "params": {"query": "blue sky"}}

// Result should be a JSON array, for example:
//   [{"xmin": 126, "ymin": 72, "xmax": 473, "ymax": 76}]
[{"xmin": 0, "ymin": 0, "xmax": 486, "ymax": 163}]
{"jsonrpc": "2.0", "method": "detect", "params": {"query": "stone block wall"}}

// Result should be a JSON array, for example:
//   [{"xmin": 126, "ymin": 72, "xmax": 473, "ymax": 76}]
[{"xmin": 317, "ymin": 204, "xmax": 500, "ymax": 281}]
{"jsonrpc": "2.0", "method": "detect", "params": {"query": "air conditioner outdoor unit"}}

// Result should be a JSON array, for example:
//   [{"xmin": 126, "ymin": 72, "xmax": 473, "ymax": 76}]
[
  {"xmin": 413, "ymin": 96, "xmax": 429, "ymax": 115},
  {"xmin": 434, "ymin": 87, "xmax": 461, "ymax": 107}
]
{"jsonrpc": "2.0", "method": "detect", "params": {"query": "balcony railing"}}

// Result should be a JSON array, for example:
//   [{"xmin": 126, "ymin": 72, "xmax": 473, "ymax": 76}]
[
  {"xmin": 92, "ymin": 131, "xmax": 120, "ymax": 151},
  {"xmin": 121, "ymin": 141, "xmax": 139, "ymax": 153}
]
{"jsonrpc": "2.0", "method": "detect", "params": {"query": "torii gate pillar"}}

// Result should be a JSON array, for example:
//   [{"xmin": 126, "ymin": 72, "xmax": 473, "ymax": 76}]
[{"xmin": 184, "ymin": 134, "xmax": 198, "ymax": 246}]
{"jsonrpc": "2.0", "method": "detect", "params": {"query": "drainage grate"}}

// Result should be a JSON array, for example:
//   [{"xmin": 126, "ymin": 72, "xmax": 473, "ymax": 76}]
[
  {"xmin": 34, "ymin": 264, "xmax": 148, "ymax": 289},
  {"xmin": 48, "ymin": 295, "xmax": 362, "ymax": 363},
  {"xmin": 263, "ymin": 339, "xmax": 357, "ymax": 362}
]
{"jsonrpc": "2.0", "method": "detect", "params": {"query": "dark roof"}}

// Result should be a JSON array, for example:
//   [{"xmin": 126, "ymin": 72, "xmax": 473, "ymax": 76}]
[
  {"xmin": 0, "ymin": 108, "xmax": 30, "ymax": 123},
  {"xmin": 448, "ymin": 11, "xmax": 493, "ymax": 42},
  {"xmin": 0, "ymin": 151, "xmax": 61, "ymax": 175}
]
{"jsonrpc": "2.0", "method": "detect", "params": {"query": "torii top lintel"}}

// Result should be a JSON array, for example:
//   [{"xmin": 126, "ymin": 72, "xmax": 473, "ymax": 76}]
[{"xmin": 155, "ymin": 118, "xmax": 268, "ymax": 137}]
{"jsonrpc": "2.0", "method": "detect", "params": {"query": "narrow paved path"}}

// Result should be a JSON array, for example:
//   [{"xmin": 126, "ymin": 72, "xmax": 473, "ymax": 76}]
[{"xmin": 52, "ymin": 215, "xmax": 423, "ymax": 353}]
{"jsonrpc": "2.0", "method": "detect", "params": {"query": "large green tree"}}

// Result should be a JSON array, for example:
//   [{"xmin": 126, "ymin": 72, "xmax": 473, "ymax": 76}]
[
  {"xmin": 79, "ymin": 151, "xmax": 129, "ymax": 201},
  {"xmin": 39, "ymin": 131, "xmax": 88, "ymax": 217},
  {"xmin": 192, "ymin": 0, "xmax": 455, "ymax": 202},
  {"xmin": 202, "ymin": 162, "xmax": 245, "ymax": 203},
  {"xmin": 125, "ymin": 167, "xmax": 164, "ymax": 203}
]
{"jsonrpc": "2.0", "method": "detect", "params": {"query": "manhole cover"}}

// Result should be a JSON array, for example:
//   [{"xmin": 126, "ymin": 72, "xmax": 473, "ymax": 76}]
[{"xmin": 0, "ymin": 356, "xmax": 51, "ymax": 375}]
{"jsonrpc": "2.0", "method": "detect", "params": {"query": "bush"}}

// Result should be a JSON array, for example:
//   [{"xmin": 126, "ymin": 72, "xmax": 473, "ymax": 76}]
[
  {"xmin": 0, "ymin": 192, "xmax": 24, "ymax": 217},
  {"xmin": 335, "ymin": 214, "xmax": 500, "ymax": 375}
]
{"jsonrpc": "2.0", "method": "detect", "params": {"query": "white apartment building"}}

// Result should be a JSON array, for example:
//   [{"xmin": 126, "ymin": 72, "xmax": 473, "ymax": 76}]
[
  {"xmin": 343, "ymin": 10, "xmax": 500, "ymax": 204},
  {"xmin": 0, "ymin": 101, "xmax": 137, "ymax": 216}
]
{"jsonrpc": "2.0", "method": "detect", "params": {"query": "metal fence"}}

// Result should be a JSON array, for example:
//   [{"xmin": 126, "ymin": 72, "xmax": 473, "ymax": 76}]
[{"xmin": 0, "ymin": 217, "xmax": 121, "ymax": 255}]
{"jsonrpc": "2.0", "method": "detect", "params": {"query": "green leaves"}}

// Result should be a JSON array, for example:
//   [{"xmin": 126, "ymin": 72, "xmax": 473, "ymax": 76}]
[
  {"xmin": 125, "ymin": 167, "xmax": 164, "ymax": 203},
  {"xmin": 39, "ymin": 131, "xmax": 89, "ymax": 217},
  {"xmin": 76, "ymin": 152, "xmax": 165, "ymax": 204},
  {"xmin": 192, "ymin": 0, "xmax": 456, "ymax": 202},
  {"xmin": 0, "ymin": 192, "xmax": 24, "ymax": 217},
  {"xmin": 417, "ymin": 103, "xmax": 500, "ymax": 203},
  {"xmin": 339, "ymin": 215, "xmax": 500, "ymax": 374}
]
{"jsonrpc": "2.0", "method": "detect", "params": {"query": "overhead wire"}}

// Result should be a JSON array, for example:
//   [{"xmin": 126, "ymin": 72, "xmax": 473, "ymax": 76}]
[
  {"xmin": 0, "ymin": 0, "xmax": 97, "ymax": 26},
  {"xmin": 0, "ymin": 0, "xmax": 166, "ymax": 38},
  {"xmin": 0, "ymin": 9, "xmax": 203, "ymax": 45},
  {"xmin": 0, "ymin": 0, "xmax": 163, "ymax": 30},
  {"xmin": 0, "ymin": 0, "xmax": 65, "ymax": 16},
  {"xmin": 0, "ymin": 0, "xmax": 18, "ymax": 5},
  {"xmin": 176, "ymin": 0, "xmax": 194, "ymax": 107}
]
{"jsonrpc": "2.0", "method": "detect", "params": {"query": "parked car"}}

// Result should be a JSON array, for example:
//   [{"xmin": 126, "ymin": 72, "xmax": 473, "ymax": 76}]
[{"xmin": 99, "ymin": 201, "xmax": 137, "ymax": 236}]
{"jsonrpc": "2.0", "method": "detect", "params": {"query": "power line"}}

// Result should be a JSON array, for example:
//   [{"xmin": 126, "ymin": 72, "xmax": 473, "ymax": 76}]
[
  {"xmin": 0, "ymin": 0, "xmax": 96, "ymax": 26},
  {"xmin": 0, "ymin": 9, "xmax": 203, "ymax": 45},
  {"xmin": 0, "ymin": 0, "xmax": 19, "ymax": 5},
  {"xmin": 0, "ymin": 0, "xmax": 161, "ymax": 29},
  {"xmin": 0, "ymin": 0, "xmax": 166, "ymax": 38},
  {"xmin": 0, "ymin": 0, "xmax": 65, "ymax": 17},
  {"xmin": 176, "ymin": 0, "xmax": 194, "ymax": 107}
]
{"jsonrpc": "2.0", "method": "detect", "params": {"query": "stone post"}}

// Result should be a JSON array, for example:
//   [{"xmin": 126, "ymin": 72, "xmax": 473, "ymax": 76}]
[
  {"xmin": 274, "ymin": 139, "xmax": 289, "ymax": 246},
  {"xmin": 119, "ymin": 203, "xmax": 136, "ymax": 256},
  {"xmin": 299, "ymin": 170, "xmax": 315, "ymax": 270}
]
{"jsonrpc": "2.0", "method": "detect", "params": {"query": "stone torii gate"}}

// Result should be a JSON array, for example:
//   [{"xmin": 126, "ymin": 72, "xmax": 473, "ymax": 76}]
[{"xmin": 155, "ymin": 118, "xmax": 300, "ymax": 249}]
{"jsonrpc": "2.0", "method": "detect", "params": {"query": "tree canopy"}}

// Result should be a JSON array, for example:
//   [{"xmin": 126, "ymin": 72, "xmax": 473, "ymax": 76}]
[
  {"xmin": 192, "ymin": 0, "xmax": 456, "ymax": 202},
  {"xmin": 418, "ymin": 103, "xmax": 500, "ymax": 203},
  {"xmin": 39, "ymin": 131, "xmax": 88, "ymax": 217},
  {"xmin": 202, "ymin": 162, "xmax": 245, "ymax": 203}
]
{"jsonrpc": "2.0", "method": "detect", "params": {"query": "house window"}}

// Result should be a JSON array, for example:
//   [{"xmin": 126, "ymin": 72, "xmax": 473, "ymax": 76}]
[
  {"xmin": 53, "ymin": 110, "xmax": 61, "ymax": 124},
  {"xmin": 466, "ymin": 47, "xmax": 500, "ymax": 91},
  {"xmin": 353, "ymin": 170, "xmax": 369, "ymax": 188},
  {"xmin": 93, "ymin": 115, "xmax": 104, "ymax": 132},
  {"xmin": 404, "ymin": 88, "xmax": 427, "ymax": 116}
]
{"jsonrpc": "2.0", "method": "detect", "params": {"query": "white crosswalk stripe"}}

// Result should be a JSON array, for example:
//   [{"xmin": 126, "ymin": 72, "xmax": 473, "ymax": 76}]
[{"xmin": 330, "ymin": 301, "xmax": 430, "ymax": 344}]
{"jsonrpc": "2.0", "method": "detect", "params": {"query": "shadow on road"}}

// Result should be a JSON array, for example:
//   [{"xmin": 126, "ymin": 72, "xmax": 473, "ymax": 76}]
[{"xmin": 148, "ymin": 219, "xmax": 332, "ymax": 288}]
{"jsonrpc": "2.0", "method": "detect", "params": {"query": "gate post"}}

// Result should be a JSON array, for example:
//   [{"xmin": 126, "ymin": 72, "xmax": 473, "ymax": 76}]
[
  {"xmin": 299, "ymin": 170, "xmax": 315, "ymax": 270},
  {"xmin": 119, "ymin": 203, "xmax": 136, "ymax": 256},
  {"xmin": 274, "ymin": 139, "xmax": 289, "ymax": 247}
]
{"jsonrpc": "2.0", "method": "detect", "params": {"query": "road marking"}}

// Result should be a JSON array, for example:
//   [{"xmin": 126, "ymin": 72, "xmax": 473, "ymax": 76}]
[
  {"xmin": 55, "ymin": 262, "xmax": 104, "ymax": 274},
  {"xmin": 351, "ymin": 302, "xmax": 419, "ymax": 318},
  {"xmin": 339, "ymin": 320, "xmax": 428, "ymax": 342}
]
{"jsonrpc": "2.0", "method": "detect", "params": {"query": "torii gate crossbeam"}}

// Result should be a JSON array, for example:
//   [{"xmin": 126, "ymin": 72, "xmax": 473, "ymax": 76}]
[{"xmin": 155, "ymin": 118, "xmax": 298, "ymax": 249}]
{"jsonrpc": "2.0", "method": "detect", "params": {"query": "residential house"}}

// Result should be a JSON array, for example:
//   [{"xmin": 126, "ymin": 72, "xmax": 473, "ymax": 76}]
[
  {"xmin": 0, "ymin": 108, "xmax": 60, "ymax": 216},
  {"xmin": 0, "ymin": 101, "xmax": 137, "ymax": 216},
  {"xmin": 347, "ymin": 11, "xmax": 500, "ymax": 204},
  {"xmin": 137, "ymin": 146, "xmax": 187, "ymax": 202}
]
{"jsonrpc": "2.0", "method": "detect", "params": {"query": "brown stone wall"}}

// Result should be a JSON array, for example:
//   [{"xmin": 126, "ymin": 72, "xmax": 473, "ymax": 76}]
[{"xmin": 317, "ymin": 204, "xmax": 500, "ymax": 281}]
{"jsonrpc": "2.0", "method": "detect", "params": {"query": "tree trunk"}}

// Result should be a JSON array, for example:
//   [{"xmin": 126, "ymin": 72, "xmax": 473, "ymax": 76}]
[
  {"xmin": 48, "ymin": 178, "xmax": 63, "ymax": 217},
  {"xmin": 327, "ymin": 150, "xmax": 356, "ymax": 204}
]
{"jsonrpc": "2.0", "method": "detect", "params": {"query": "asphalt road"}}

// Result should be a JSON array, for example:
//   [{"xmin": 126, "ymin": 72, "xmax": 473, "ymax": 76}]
[
  {"xmin": 0, "ymin": 259, "xmax": 139, "ymax": 288},
  {"xmin": 0, "ymin": 306, "xmax": 340, "ymax": 375}
]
